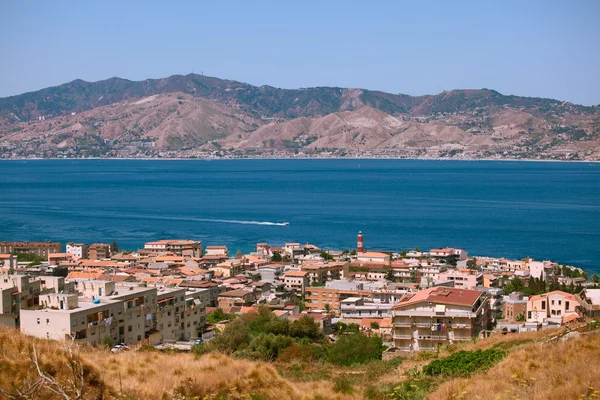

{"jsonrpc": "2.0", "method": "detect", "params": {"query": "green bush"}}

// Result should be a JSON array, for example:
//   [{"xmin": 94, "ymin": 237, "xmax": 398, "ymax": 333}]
[
  {"xmin": 333, "ymin": 374, "xmax": 354, "ymax": 394},
  {"xmin": 423, "ymin": 349, "xmax": 506, "ymax": 377},
  {"xmin": 328, "ymin": 333, "xmax": 384, "ymax": 366},
  {"xmin": 102, "ymin": 335, "xmax": 115, "ymax": 349}
]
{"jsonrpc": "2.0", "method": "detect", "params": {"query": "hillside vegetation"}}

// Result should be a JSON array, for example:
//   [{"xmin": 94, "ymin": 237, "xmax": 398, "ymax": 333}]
[
  {"xmin": 1, "ymin": 324, "xmax": 599, "ymax": 400},
  {"xmin": 0, "ymin": 74, "xmax": 599, "ymax": 160}
]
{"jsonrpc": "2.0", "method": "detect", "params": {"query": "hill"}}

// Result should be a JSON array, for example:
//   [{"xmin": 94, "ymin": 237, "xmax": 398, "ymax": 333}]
[
  {"xmin": 0, "ymin": 74, "xmax": 599, "ymax": 160},
  {"xmin": 1, "ymin": 325, "xmax": 599, "ymax": 400}
]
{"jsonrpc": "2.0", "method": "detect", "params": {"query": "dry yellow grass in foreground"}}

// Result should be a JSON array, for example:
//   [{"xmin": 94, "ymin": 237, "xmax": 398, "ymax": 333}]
[
  {"xmin": 428, "ymin": 332, "xmax": 600, "ymax": 400},
  {"xmin": 1, "ymin": 326, "xmax": 599, "ymax": 400}
]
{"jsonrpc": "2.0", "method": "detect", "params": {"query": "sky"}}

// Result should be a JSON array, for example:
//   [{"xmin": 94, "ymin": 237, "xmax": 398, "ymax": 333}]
[{"xmin": 1, "ymin": 1, "xmax": 599, "ymax": 105}]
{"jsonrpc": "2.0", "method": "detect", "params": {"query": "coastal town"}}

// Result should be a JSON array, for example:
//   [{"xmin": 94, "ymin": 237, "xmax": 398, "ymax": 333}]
[{"xmin": 1, "ymin": 233, "xmax": 598, "ymax": 354}]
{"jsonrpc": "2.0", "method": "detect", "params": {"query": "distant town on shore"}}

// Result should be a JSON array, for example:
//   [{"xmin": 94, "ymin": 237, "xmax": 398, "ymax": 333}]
[{"xmin": 1, "ymin": 232, "xmax": 599, "ymax": 353}]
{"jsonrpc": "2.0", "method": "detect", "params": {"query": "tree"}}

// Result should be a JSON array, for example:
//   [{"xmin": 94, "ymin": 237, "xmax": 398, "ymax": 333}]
[
  {"xmin": 593, "ymin": 274, "xmax": 600, "ymax": 284},
  {"xmin": 370, "ymin": 322, "xmax": 380, "ymax": 330},
  {"xmin": 271, "ymin": 251, "xmax": 282, "ymax": 262},
  {"xmin": 466, "ymin": 258, "xmax": 478, "ymax": 269},
  {"xmin": 516, "ymin": 313, "xmax": 525, "ymax": 322},
  {"xmin": 350, "ymin": 249, "xmax": 357, "ymax": 256},
  {"xmin": 385, "ymin": 269, "xmax": 396, "ymax": 282},
  {"xmin": 110, "ymin": 240, "xmax": 119, "ymax": 253},
  {"xmin": 235, "ymin": 249, "xmax": 243, "ymax": 259},
  {"xmin": 328, "ymin": 333, "xmax": 384, "ymax": 366},
  {"xmin": 290, "ymin": 316, "xmax": 320, "ymax": 340}
]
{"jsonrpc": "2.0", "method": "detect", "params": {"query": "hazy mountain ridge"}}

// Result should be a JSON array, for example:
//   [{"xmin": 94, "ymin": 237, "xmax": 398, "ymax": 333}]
[{"xmin": 0, "ymin": 74, "xmax": 599, "ymax": 160}]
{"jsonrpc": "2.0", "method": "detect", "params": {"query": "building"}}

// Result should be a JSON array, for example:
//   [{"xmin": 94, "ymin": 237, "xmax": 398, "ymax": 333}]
[
  {"xmin": 0, "ymin": 254, "xmax": 17, "ymax": 272},
  {"xmin": 437, "ymin": 269, "xmax": 482, "ymax": 289},
  {"xmin": 282, "ymin": 270, "xmax": 309, "ymax": 296},
  {"xmin": 391, "ymin": 287, "xmax": 490, "ymax": 352},
  {"xmin": 205, "ymin": 246, "xmax": 228, "ymax": 257},
  {"xmin": 209, "ymin": 260, "xmax": 243, "ymax": 278},
  {"xmin": 0, "ymin": 242, "xmax": 61, "ymax": 258},
  {"xmin": 306, "ymin": 280, "xmax": 407, "ymax": 312},
  {"xmin": 89, "ymin": 244, "xmax": 111, "ymax": 260},
  {"xmin": 502, "ymin": 292, "xmax": 528, "ymax": 323},
  {"xmin": 259, "ymin": 264, "xmax": 286, "ymax": 281},
  {"xmin": 218, "ymin": 289, "xmax": 256, "ymax": 310},
  {"xmin": 356, "ymin": 251, "xmax": 389, "ymax": 264},
  {"xmin": 66, "ymin": 243, "xmax": 89, "ymax": 259},
  {"xmin": 19, "ymin": 281, "xmax": 208, "ymax": 345},
  {"xmin": 525, "ymin": 290, "xmax": 581, "ymax": 326},
  {"xmin": 340, "ymin": 297, "xmax": 395, "ymax": 318},
  {"xmin": 578, "ymin": 289, "xmax": 600, "ymax": 319},
  {"xmin": 144, "ymin": 240, "xmax": 202, "ymax": 258},
  {"xmin": 300, "ymin": 262, "xmax": 349, "ymax": 285}
]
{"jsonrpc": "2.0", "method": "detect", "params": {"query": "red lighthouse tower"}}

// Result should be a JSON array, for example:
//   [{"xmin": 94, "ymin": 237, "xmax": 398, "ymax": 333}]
[{"xmin": 357, "ymin": 231, "xmax": 364, "ymax": 254}]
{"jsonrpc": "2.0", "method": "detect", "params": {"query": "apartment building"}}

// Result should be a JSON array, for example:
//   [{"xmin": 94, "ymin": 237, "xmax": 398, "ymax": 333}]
[
  {"xmin": 391, "ymin": 287, "xmax": 490, "ymax": 352},
  {"xmin": 419, "ymin": 265, "xmax": 448, "ymax": 288},
  {"xmin": 19, "ymin": 281, "xmax": 208, "ymax": 344},
  {"xmin": 144, "ymin": 240, "xmax": 203, "ymax": 258},
  {"xmin": 306, "ymin": 280, "xmax": 407, "ymax": 312},
  {"xmin": 282, "ymin": 270, "xmax": 309, "ymax": 296},
  {"xmin": 0, "ymin": 254, "xmax": 17, "ymax": 272},
  {"xmin": 0, "ymin": 241, "xmax": 61, "ymax": 258},
  {"xmin": 525, "ymin": 290, "xmax": 581, "ymax": 326},
  {"xmin": 66, "ymin": 243, "xmax": 89, "ymax": 259},
  {"xmin": 300, "ymin": 261, "xmax": 349, "ymax": 285},
  {"xmin": 502, "ymin": 292, "xmax": 528, "ymax": 323},
  {"xmin": 89, "ymin": 243, "xmax": 111, "ymax": 260},
  {"xmin": 205, "ymin": 246, "xmax": 228, "ymax": 257},
  {"xmin": 578, "ymin": 289, "xmax": 600, "ymax": 319},
  {"xmin": 340, "ymin": 297, "xmax": 395, "ymax": 318},
  {"xmin": 437, "ymin": 269, "xmax": 483, "ymax": 289},
  {"xmin": 21, "ymin": 284, "xmax": 155, "ymax": 344}
]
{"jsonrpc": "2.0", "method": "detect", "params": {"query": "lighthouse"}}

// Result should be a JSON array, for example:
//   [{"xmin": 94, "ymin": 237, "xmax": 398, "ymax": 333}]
[{"xmin": 357, "ymin": 231, "xmax": 364, "ymax": 254}]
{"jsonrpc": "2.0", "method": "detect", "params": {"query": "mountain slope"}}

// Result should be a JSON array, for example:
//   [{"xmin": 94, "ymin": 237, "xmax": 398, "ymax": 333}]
[{"xmin": 0, "ymin": 74, "xmax": 599, "ymax": 160}]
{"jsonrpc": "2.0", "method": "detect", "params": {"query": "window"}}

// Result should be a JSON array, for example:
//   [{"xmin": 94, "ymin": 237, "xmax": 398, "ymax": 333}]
[
  {"xmin": 528, "ymin": 311, "xmax": 532, "ymax": 319},
  {"xmin": 551, "ymin": 300, "xmax": 554, "ymax": 305},
  {"xmin": 541, "ymin": 301, "xmax": 546, "ymax": 310},
  {"xmin": 558, "ymin": 300, "xmax": 562, "ymax": 306},
  {"xmin": 566, "ymin": 301, "xmax": 570, "ymax": 309},
  {"xmin": 46, "ymin": 319, "xmax": 50, "ymax": 326},
  {"xmin": 128, "ymin": 325, "xmax": 132, "ymax": 332},
  {"xmin": 36, "ymin": 318, "xmax": 40, "ymax": 325}
]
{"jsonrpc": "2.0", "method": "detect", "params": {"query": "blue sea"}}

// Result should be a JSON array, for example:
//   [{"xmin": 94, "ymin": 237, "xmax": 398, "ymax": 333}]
[{"xmin": 0, "ymin": 159, "xmax": 598, "ymax": 274}]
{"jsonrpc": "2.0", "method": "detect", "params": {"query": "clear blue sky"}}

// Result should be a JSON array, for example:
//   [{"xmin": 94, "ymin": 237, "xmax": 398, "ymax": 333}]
[{"xmin": 1, "ymin": 0, "xmax": 599, "ymax": 105}]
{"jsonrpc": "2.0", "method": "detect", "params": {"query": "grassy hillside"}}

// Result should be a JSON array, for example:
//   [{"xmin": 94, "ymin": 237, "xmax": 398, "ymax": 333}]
[{"xmin": 1, "ymin": 326, "xmax": 599, "ymax": 400}]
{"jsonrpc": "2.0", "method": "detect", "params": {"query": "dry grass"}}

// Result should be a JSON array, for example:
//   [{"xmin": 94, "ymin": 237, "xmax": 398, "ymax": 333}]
[
  {"xmin": 0, "ymin": 327, "xmax": 106, "ymax": 399},
  {"xmin": 3, "ymin": 325, "xmax": 599, "ymax": 400},
  {"xmin": 427, "ymin": 332, "xmax": 600, "ymax": 400}
]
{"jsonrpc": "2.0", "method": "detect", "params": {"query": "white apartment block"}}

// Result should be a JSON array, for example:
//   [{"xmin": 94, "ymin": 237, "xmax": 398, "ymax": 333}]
[
  {"xmin": 391, "ymin": 287, "xmax": 489, "ymax": 352},
  {"xmin": 19, "ymin": 280, "xmax": 208, "ymax": 345}
]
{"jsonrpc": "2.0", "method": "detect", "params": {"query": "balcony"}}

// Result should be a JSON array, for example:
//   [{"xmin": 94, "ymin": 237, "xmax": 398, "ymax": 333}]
[
  {"xmin": 392, "ymin": 334, "xmax": 413, "ymax": 340},
  {"xmin": 418, "ymin": 335, "xmax": 448, "ymax": 341}
]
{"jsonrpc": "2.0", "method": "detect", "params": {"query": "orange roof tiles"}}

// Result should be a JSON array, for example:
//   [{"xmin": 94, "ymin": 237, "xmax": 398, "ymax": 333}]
[{"xmin": 392, "ymin": 287, "xmax": 483, "ymax": 309}]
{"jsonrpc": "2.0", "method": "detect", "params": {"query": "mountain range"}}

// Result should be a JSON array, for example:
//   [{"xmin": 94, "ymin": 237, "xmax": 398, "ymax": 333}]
[{"xmin": 0, "ymin": 73, "xmax": 598, "ymax": 160}]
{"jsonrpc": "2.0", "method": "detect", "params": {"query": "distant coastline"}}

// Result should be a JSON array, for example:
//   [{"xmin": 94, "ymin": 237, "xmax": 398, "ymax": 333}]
[{"xmin": 2, "ymin": 156, "xmax": 599, "ymax": 163}]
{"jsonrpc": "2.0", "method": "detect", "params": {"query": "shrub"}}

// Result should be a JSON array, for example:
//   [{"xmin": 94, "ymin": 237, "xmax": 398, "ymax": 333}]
[
  {"xmin": 102, "ymin": 335, "xmax": 115, "ymax": 349},
  {"xmin": 328, "ymin": 333, "xmax": 384, "ymax": 366},
  {"xmin": 423, "ymin": 349, "xmax": 506, "ymax": 377},
  {"xmin": 333, "ymin": 374, "xmax": 354, "ymax": 394}
]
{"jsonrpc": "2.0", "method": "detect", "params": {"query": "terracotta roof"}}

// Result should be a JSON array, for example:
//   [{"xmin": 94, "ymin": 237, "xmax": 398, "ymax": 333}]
[
  {"xmin": 359, "ymin": 317, "xmax": 393, "ymax": 329},
  {"xmin": 219, "ymin": 289, "xmax": 253, "ymax": 297},
  {"xmin": 528, "ymin": 290, "xmax": 578, "ymax": 303},
  {"xmin": 392, "ymin": 287, "xmax": 483, "ymax": 310},
  {"xmin": 66, "ymin": 271, "xmax": 102, "ymax": 280},
  {"xmin": 284, "ymin": 270, "xmax": 309, "ymax": 277},
  {"xmin": 358, "ymin": 251, "xmax": 389, "ymax": 258}
]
